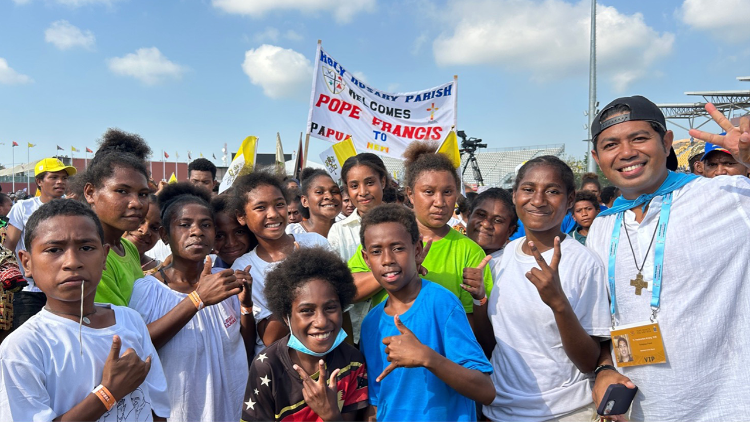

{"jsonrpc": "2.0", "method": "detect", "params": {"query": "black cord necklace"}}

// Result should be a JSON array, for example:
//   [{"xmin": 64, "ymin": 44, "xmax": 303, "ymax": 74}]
[{"xmin": 622, "ymin": 216, "xmax": 660, "ymax": 295}]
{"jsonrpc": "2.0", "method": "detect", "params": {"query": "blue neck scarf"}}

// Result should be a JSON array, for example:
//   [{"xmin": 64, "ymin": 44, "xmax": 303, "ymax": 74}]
[{"xmin": 598, "ymin": 171, "xmax": 698, "ymax": 217}]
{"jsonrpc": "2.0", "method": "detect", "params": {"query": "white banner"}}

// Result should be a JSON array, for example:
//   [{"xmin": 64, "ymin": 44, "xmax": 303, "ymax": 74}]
[{"xmin": 306, "ymin": 43, "xmax": 457, "ymax": 160}]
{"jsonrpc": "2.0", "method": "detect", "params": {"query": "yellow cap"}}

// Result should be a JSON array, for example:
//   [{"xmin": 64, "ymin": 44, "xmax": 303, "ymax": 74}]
[{"xmin": 35, "ymin": 158, "xmax": 77, "ymax": 177}]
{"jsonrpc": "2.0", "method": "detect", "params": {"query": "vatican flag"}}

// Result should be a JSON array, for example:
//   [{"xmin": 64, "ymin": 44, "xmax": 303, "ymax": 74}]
[
  {"xmin": 219, "ymin": 136, "xmax": 258, "ymax": 194},
  {"xmin": 319, "ymin": 137, "xmax": 357, "ymax": 184}
]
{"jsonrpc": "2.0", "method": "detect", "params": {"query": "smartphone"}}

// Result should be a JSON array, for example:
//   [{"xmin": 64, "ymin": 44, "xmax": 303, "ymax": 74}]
[{"xmin": 596, "ymin": 384, "xmax": 638, "ymax": 416}]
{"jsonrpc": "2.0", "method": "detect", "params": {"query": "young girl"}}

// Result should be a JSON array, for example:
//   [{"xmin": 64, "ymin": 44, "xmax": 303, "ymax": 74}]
[
  {"xmin": 83, "ymin": 130, "xmax": 152, "ymax": 306},
  {"xmin": 466, "ymin": 187, "xmax": 518, "ymax": 264},
  {"xmin": 348, "ymin": 143, "xmax": 492, "ymax": 325},
  {"xmin": 128, "ymin": 183, "xmax": 254, "ymax": 422},
  {"xmin": 210, "ymin": 192, "xmax": 256, "ymax": 269},
  {"xmin": 230, "ymin": 172, "xmax": 329, "ymax": 354},
  {"xmin": 123, "ymin": 194, "xmax": 162, "ymax": 274},
  {"xmin": 1, "ymin": 199, "xmax": 170, "ymax": 421},
  {"xmin": 327, "ymin": 153, "xmax": 389, "ymax": 344},
  {"xmin": 287, "ymin": 195, "xmax": 304, "ymax": 224},
  {"xmin": 466, "ymin": 156, "xmax": 610, "ymax": 422},
  {"xmin": 286, "ymin": 168, "xmax": 342, "ymax": 237},
  {"xmin": 242, "ymin": 246, "xmax": 371, "ymax": 421},
  {"xmin": 337, "ymin": 187, "xmax": 355, "ymax": 221}
]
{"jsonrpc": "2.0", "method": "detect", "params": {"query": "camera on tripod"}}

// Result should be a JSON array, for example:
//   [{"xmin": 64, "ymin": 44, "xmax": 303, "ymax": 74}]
[
  {"xmin": 456, "ymin": 130, "xmax": 487, "ymax": 186},
  {"xmin": 457, "ymin": 130, "xmax": 487, "ymax": 154}
]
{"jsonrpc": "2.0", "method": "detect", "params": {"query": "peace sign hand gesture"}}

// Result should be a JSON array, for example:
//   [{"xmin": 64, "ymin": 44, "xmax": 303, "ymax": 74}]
[
  {"xmin": 292, "ymin": 360, "xmax": 342, "ymax": 421},
  {"xmin": 461, "ymin": 255, "xmax": 492, "ymax": 300},
  {"xmin": 689, "ymin": 103, "xmax": 750, "ymax": 167},
  {"xmin": 377, "ymin": 315, "xmax": 432, "ymax": 382},
  {"xmin": 526, "ymin": 237, "xmax": 568, "ymax": 313}
]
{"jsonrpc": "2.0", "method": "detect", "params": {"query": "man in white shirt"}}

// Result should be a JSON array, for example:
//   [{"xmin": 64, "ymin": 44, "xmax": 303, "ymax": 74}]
[
  {"xmin": 3, "ymin": 158, "xmax": 76, "ymax": 330},
  {"xmin": 586, "ymin": 96, "xmax": 750, "ymax": 421}
]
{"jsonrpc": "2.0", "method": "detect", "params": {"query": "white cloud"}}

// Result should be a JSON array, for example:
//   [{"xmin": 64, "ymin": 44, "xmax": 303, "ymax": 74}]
[
  {"xmin": 285, "ymin": 30, "xmax": 303, "ymax": 42},
  {"xmin": 679, "ymin": 0, "xmax": 750, "ymax": 42},
  {"xmin": 253, "ymin": 27, "xmax": 305, "ymax": 43},
  {"xmin": 433, "ymin": 0, "xmax": 674, "ymax": 92},
  {"xmin": 241, "ymin": 44, "xmax": 312, "ymax": 99},
  {"xmin": 254, "ymin": 27, "xmax": 281, "ymax": 43},
  {"xmin": 45, "ymin": 20, "xmax": 95, "ymax": 50},
  {"xmin": 107, "ymin": 47, "xmax": 187, "ymax": 85},
  {"xmin": 0, "ymin": 58, "xmax": 33, "ymax": 84},
  {"xmin": 352, "ymin": 71, "xmax": 368, "ymax": 84},
  {"xmin": 212, "ymin": 0, "xmax": 375, "ymax": 23}
]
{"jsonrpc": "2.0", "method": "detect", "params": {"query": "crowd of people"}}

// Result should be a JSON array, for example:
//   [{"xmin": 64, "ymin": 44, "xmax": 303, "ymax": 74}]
[{"xmin": 0, "ymin": 94, "xmax": 748, "ymax": 422}]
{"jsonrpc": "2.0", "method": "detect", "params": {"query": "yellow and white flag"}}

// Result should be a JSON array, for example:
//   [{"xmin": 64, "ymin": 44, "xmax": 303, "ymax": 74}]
[
  {"xmin": 219, "ymin": 136, "xmax": 258, "ymax": 194},
  {"xmin": 319, "ymin": 137, "xmax": 357, "ymax": 184},
  {"xmin": 275, "ymin": 132, "xmax": 285, "ymax": 176},
  {"xmin": 435, "ymin": 130, "xmax": 465, "ymax": 195},
  {"xmin": 436, "ymin": 130, "xmax": 460, "ymax": 169},
  {"xmin": 168, "ymin": 172, "xmax": 178, "ymax": 184}
]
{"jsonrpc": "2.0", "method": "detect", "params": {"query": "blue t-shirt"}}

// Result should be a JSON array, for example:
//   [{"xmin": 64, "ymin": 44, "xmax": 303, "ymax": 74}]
[{"xmin": 360, "ymin": 279, "xmax": 493, "ymax": 422}]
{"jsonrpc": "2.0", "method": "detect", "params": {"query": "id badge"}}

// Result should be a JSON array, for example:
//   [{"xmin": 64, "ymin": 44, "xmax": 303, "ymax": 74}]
[{"xmin": 610, "ymin": 321, "xmax": 667, "ymax": 367}]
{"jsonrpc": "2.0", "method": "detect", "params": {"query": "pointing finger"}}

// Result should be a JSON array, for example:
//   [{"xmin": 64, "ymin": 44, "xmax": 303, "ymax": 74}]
[
  {"xmin": 705, "ymin": 103, "xmax": 736, "ymax": 134},
  {"xmin": 328, "ymin": 368, "xmax": 341, "ymax": 390},
  {"xmin": 108, "ymin": 335, "xmax": 122, "ymax": 361},
  {"xmin": 549, "ymin": 237, "xmax": 562, "ymax": 271},
  {"xmin": 376, "ymin": 362, "xmax": 397, "ymax": 382},
  {"xmin": 317, "ymin": 360, "xmax": 327, "ymax": 386},
  {"xmin": 527, "ymin": 241, "xmax": 549, "ymax": 270}
]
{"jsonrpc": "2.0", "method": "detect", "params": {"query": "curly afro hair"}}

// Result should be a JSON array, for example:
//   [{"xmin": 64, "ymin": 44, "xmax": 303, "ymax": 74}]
[
  {"xmin": 403, "ymin": 140, "xmax": 460, "ymax": 189},
  {"xmin": 83, "ymin": 128, "xmax": 150, "ymax": 189},
  {"xmin": 157, "ymin": 182, "xmax": 213, "ymax": 235},
  {"xmin": 264, "ymin": 246, "xmax": 356, "ymax": 321},
  {"xmin": 359, "ymin": 203, "xmax": 420, "ymax": 247}
]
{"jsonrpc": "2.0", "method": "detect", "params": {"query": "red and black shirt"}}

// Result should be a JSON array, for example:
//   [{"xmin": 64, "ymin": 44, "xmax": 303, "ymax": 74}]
[{"xmin": 241, "ymin": 335, "xmax": 368, "ymax": 421}]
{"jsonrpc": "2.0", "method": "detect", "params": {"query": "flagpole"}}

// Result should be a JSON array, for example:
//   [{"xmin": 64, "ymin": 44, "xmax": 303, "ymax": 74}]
[
  {"xmin": 27, "ymin": 143, "xmax": 30, "ymax": 193},
  {"xmin": 12, "ymin": 144, "xmax": 15, "ymax": 193},
  {"xmin": 175, "ymin": 152, "xmax": 178, "ymax": 181},
  {"xmin": 162, "ymin": 150, "xmax": 165, "ymax": 181},
  {"xmin": 303, "ymin": 134, "xmax": 310, "ymax": 168}
]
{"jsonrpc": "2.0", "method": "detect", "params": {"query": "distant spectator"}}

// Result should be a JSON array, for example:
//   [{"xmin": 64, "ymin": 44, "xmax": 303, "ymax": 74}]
[
  {"xmin": 188, "ymin": 158, "xmax": 218, "ymax": 192},
  {"xmin": 580, "ymin": 172, "xmax": 601, "ymax": 203},
  {"xmin": 702, "ymin": 143, "xmax": 749, "ymax": 178},
  {"xmin": 599, "ymin": 186, "xmax": 620, "ymax": 209},
  {"xmin": 688, "ymin": 152, "xmax": 704, "ymax": 176},
  {"xmin": 569, "ymin": 191, "xmax": 600, "ymax": 245},
  {"xmin": 0, "ymin": 193, "xmax": 12, "ymax": 218}
]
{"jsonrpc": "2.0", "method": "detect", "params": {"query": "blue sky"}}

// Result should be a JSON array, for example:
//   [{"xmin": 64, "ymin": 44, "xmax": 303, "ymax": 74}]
[{"xmin": 1, "ymin": 0, "xmax": 748, "ymax": 170}]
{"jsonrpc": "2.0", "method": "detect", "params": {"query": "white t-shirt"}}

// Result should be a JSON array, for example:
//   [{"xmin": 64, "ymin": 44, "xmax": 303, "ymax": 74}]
[
  {"xmin": 148, "ymin": 239, "xmax": 172, "ymax": 262},
  {"xmin": 284, "ymin": 222, "xmax": 308, "ymax": 235},
  {"xmin": 231, "ymin": 232, "xmax": 330, "ymax": 354},
  {"xmin": 327, "ymin": 211, "xmax": 362, "ymax": 261},
  {"xmin": 6, "ymin": 196, "xmax": 43, "ymax": 291},
  {"xmin": 128, "ymin": 275, "xmax": 248, "ymax": 422},
  {"xmin": 0, "ymin": 305, "xmax": 171, "ymax": 422},
  {"xmin": 484, "ymin": 235, "xmax": 610, "ymax": 422},
  {"xmin": 586, "ymin": 176, "xmax": 750, "ymax": 421},
  {"xmin": 488, "ymin": 248, "xmax": 505, "ymax": 286}
]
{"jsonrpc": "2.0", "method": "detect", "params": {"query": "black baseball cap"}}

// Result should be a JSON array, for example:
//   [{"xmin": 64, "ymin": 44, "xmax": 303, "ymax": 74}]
[{"xmin": 591, "ymin": 95, "xmax": 667, "ymax": 141}]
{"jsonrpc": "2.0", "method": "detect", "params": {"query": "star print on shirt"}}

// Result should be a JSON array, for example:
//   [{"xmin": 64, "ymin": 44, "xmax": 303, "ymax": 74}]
[
  {"xmin": 245, "ymin": 398, "xmax": 255, "ymax": 410},
  {"xmin": 254, "ymin": 388, "xmax": 259, "ymax": 395},
  {"xmin": 256, "ymin": 353, "xmax": 268, "ymax": 363},
  {"xmin": 260, "ymin": 375, "xmax": 271, "ymax": 387}
]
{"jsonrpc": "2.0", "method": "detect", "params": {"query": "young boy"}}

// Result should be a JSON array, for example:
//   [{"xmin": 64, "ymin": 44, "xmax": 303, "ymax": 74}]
[
  {"xmin": 358, "ymin": 203, "xmax": 494, "ymax": 421},
  {"xmin": 569, "ymin": 190, "xmax": 599, "ymax": 245},
  {"xmin": 0, "ymin": 199, "xmax": 170, "ymax": 421}
]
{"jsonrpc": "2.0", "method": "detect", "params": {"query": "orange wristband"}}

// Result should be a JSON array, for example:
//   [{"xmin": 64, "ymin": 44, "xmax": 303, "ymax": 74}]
[
  {"xmin": 189, "ymin": 291, "xmax": 204, "ymax": 310},
  {"xmin": 93, "ymin": 384, "xmax": 116, "ymax": 410},
  {"xmin": 241, "ymin": 306, "xmax": 252, "ymax": 316}
]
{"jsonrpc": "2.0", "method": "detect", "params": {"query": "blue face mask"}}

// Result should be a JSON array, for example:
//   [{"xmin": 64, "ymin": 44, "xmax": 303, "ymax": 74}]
[{"xmin": 286, "ymin": 317, "xmax": 348, "ymax": 357}]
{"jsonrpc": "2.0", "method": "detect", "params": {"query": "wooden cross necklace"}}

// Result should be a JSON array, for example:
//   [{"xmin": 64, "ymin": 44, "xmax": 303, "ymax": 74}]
[{"xmin": 622, "ymin": 217, "xmax": 660, "ymax": 295}]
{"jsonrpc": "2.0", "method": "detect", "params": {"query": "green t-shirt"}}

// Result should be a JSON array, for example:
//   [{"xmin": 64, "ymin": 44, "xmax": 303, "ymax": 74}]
[
  {"xmin": 348, "ymin": 228, "xmax": 493, "ymax": 313},
  {"xmin": 95, "ymin": 238, "xmax": 144, "ymax": 306}
]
